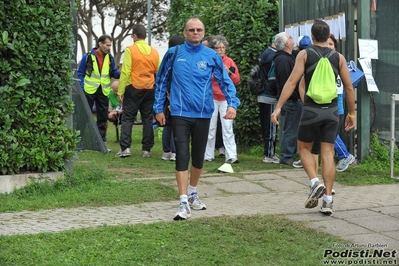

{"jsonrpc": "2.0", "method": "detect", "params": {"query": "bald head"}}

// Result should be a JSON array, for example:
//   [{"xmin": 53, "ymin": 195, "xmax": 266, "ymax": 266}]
[{"xmin": 183, "ymin": 18, "xmax": 205, "ymax": 45}]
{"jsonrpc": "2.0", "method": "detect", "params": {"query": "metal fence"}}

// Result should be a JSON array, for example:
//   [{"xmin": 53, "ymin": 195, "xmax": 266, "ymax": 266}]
[
  {"xmin": 371, "ymin": 1, "xmax": 399, "ymax": 142},
  {"xmin": 72, "ymin": 80, "xmax": 108, "ymax": 154}
]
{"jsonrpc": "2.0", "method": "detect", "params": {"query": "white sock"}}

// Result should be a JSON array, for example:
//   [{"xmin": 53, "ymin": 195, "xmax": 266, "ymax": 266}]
[
  {"xmin": 180, "ymin": 195, "xmax": 188, "ymax": 204},
  {"xmin": 323, "ymin": 195, "xmax": 333, "ymax": 203},
  {"xmin": 310, "ymin": 177, "xmax": 320, "ymax": 187},
  {"xmin": 188, "ymin": 185, "xmax": 196, "ymax": 195}
]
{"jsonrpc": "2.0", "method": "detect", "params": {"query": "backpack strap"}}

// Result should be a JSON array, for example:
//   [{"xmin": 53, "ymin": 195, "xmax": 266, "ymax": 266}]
[
  {"xmin": 306, "ymin": 47, "xmax": 339, "ymax": 76},
  {"xmin": 85, "ymin": 52, "xmax": 93, "ymax": 77},
  {"xmin": 167, "ymin": 45, "xmax": 179, "ymax": 93}
]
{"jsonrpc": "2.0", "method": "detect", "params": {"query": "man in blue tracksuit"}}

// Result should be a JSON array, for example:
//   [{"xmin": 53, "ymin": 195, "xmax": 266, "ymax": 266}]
[{"xmin": 153, "ymin": 18, "xmax": 240, "ymax": 221}]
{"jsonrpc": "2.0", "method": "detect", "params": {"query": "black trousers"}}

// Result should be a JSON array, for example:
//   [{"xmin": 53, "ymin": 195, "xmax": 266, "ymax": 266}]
[
  {"xmin": 259, "ymin": 102, "xmax": 277, "ymax": 158},
  {"xmin": 215, "ymin": 114, "xmax": 224, "ymax": 149},
  {"xmin": 85, "ymin": 87, "xmax": 109, "ymax": 141},
  {"xmin": 120, "ymin": 85, "xmax": 155, "ymax": 152}
]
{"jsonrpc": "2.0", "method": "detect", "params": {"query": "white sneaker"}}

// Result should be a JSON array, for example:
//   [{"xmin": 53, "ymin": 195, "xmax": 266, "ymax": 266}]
[
  {"xmin": 162, "ymin": 152, "xmax": 171, "ymax": 160},
  {"xmin": 336, "ymin": 154, "xmax": 355, "ymax": 172},
  {"xmin": 292, "ymin": 160, "xmax": 303, "ymax": 168},
  {"xmin": 170, "ymin": 153, "xmax": 176, "ymax": 161},
  {"xmin": 115, "ymin": 148, "xmax": 131, "ymax": 157},
  {"xmin": 218, "ymin": 147, "xmax": 225, "ymax": 157},
  {"xmin": 173, "ymin": 202, "xmax": 191, "ymax": 220},
  {"xmin": 320, "ymin": 180, "xmax": 336, "ymax": 196},
  {"xmin": 304, "ymin": 180, "xmax": 326, "ymax": 209},
  {"xmin": 263, "ymin": 155, "xmax": 279, "ymax": 163},
  {"xmin": 142, "ymin": 150, "xmax": 151, "ymax": 157},
  {"xmin": 188, "ymin": 192, "xmax": 206, "ymax": 210},
  {"xmin": 319, "ymin": 200, "xmax": 334, "ymax": 216}
]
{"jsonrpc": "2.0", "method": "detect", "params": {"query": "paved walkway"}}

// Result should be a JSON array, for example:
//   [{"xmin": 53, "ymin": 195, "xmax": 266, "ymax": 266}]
[{"xmin": 1, "ymin": 169, "xmax": 399, "ymax": 249}]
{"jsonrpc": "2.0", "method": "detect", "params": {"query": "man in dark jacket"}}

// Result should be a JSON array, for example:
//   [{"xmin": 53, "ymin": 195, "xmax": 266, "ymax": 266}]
[
  {"xmin": 273, "ymin": 32, "xmax": 303, "ymax": 165},
  {"xmin": 257, "ymin": 35, "xmax": 279, "ymax": 164}
]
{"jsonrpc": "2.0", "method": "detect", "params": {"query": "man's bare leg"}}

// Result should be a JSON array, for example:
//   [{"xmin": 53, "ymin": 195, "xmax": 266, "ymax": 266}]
[
  {"xmin": 298, "ymin": 140, "xmax": 317, "ymax": 179},
  {"xmin": 319, "ymin": 142, "xmax": 335, "ymax": 215},
  {"xmin": 187, "ymin": 165, "xmax": 206, "ymax": 210},
  {"xmin": 312, "ymin": 154, "xmax": 319, "ymax": 177},
  {"xmin": 299, "ymin": 140, "xmax": 326, "ymax": 208},
  {"xmin": 173, "ymin": 170, "xmax": 191, "ymax": 220},
  {"xmin": 320, "ymin": 142, "xmax": 335, "ymax": 196},
  {"xmin": 189, "ymin": 165, "xmax": 202, "ymax": 187},
  {"xmin": 175, "ymin": 170, "xmax": 189, "ymax": 195}
]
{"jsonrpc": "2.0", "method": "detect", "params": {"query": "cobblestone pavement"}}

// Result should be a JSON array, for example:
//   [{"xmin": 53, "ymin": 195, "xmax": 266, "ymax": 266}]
[{"xmin": 1, "ymin": 169, "xmax": 398, "ymax": 249}]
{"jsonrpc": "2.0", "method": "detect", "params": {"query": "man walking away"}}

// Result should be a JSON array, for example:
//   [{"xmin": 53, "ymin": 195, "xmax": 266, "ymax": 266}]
[
  {"xmin": 271, "ymin": 20, "xmax": 355, "ymax": 216},
  {"xmin": 116, "ymin": 24, "xmax": 160, "ymax": 158}
]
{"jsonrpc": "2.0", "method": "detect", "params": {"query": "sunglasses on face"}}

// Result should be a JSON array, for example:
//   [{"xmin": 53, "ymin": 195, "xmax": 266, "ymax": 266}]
[{"xmin": 185, "ymin": 28, "xmax": 204, "ymax": 33}]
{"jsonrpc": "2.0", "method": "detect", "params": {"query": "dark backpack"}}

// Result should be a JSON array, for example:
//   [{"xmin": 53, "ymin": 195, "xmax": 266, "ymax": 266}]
[
  {"xmin": 248, "ymin": 47, "xmax": 277, "ymax": 96},
  {"xmin": 248, "ymin": 64, "xmax": 263, "ymax": 95}
]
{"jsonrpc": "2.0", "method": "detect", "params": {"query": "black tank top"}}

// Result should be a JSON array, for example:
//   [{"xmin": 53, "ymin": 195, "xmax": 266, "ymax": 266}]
[{"xmin": 304, "ymin": 46, "xmax": 340, "ymax": 106}]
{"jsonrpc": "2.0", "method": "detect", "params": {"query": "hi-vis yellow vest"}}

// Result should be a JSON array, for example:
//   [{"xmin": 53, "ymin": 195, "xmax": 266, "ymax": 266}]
[{"xmin": 84, "ymin": 54, "xmax": 111, "ymax": 96}]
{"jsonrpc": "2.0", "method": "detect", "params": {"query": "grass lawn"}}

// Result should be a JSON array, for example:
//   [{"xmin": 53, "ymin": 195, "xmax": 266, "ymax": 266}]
[
  {"xmin": 0, "ymin": 123, "xmax": 397, "ymax": 265},
  {"xmin": 1, "ymin": 215, "xmax": 348, "ymax": 265}
]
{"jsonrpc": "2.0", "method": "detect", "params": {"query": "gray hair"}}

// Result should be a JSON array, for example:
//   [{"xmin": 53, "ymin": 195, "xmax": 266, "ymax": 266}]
[
  {"xmin": 209, "ymin": 35, "xmax": 229, "ymax": 49},
  {"xmin": 274, "ymin": 32, "xmax": 288, "ymax": 51}
]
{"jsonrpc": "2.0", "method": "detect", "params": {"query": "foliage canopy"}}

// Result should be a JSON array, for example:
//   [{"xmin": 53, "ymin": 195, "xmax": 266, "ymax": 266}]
[
  {"xmin": 168, "ymin": 0, "xmax": 279, "ymax": 147},
  {"xmin": 77, "ymin": 0, "xmax": 169, "ymax": 67}
]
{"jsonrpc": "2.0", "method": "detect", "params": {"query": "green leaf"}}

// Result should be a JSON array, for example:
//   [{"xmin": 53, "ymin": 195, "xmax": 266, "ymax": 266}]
[
  {"xmin": 2, "ymin": 31, "xmax": 8, "ymax": 44},
  {"xmin": 15, "ymin": 78, "xmax": 31, "ymax": 88},
  {"xmin": 6, "ymin": 43, "xmax": 14, "ymax": 50}
]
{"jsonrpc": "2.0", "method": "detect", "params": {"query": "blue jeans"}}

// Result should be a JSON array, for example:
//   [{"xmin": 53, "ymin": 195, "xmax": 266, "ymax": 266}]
[
  {"xmin": 162, "ymin": 126, "xmax": 175, "ymax": 153},
  {"xmin": 280, "ymin": 100, "xmax": 303, "ymax": 163}
]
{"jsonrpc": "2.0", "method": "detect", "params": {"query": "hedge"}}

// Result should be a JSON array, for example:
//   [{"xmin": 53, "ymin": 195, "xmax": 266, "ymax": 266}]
[{"xmin": 0, "ymin": 1, "xmax": 79, "ymax": 175}]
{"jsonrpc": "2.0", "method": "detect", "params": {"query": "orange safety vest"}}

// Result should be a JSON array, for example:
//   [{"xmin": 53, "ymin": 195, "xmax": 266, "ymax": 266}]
[{"xmin": 128, "ymin": 45, "xmax": 159, "ymax": 90}]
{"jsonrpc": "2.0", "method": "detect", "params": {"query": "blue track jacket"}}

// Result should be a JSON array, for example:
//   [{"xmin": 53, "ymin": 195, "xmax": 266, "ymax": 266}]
[{"xmin": 153, "ymin": 41, "xmax": 240, "ymax": 119}]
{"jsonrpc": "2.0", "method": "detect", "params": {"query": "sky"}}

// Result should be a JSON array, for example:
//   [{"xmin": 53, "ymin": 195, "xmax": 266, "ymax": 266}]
[{"xmin": 76, "ymin": 10, "xmax": 170, "ymax": 63}]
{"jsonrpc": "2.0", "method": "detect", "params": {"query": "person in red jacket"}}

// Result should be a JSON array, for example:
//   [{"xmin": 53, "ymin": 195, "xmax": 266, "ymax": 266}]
[{"xmin": 204, "ymin": 35, "xmax": 240, "ymax": 163}]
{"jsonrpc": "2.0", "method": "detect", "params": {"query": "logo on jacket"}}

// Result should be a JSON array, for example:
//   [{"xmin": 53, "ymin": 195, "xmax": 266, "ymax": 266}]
[{"xmin": 197, "ymin": 61, "xmax": 207, "ymax": 71}]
